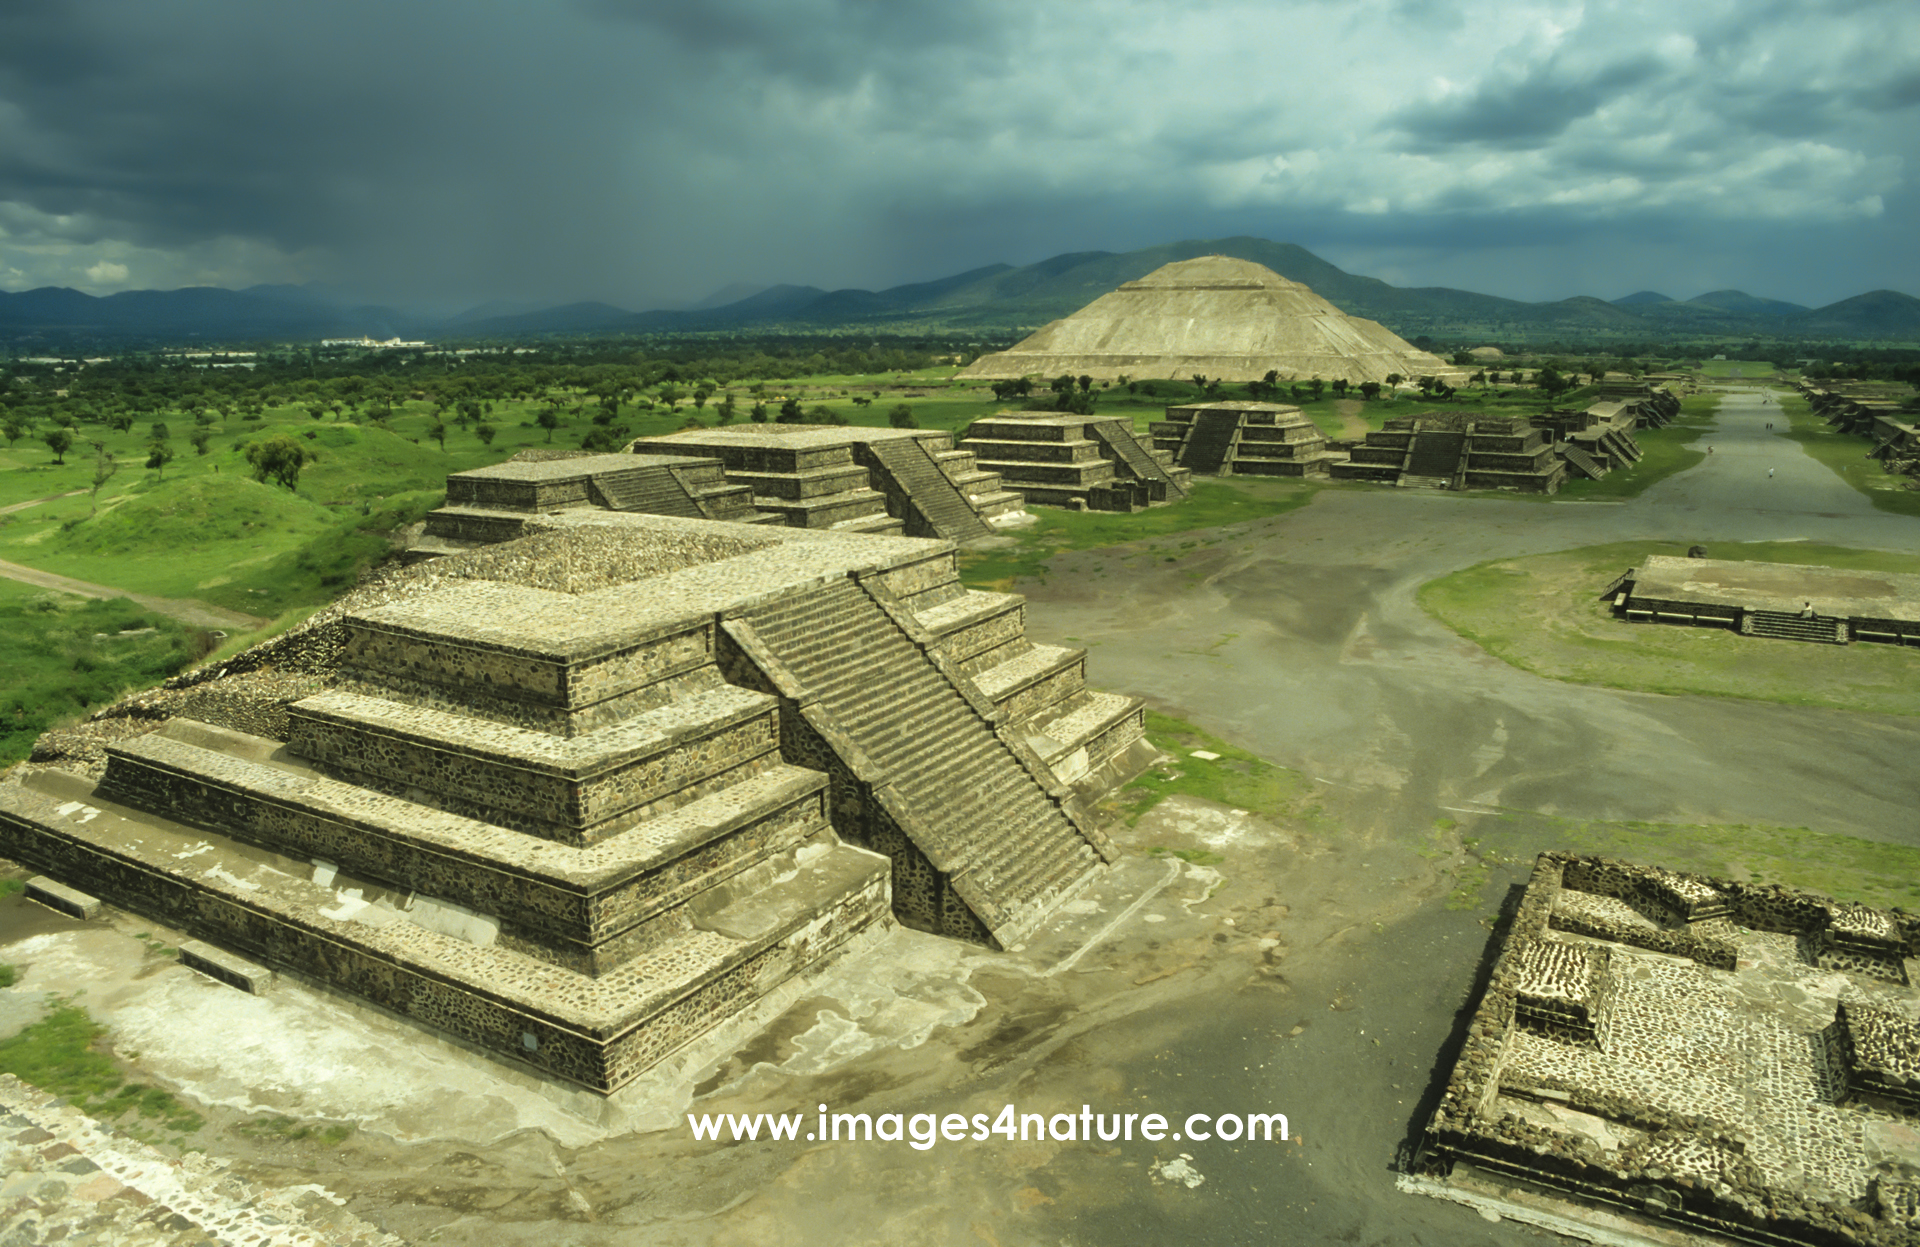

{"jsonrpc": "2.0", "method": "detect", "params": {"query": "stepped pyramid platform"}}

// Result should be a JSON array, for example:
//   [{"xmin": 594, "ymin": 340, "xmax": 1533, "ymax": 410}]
[
  {"xmin": 1151, "ymin": 400, "xmax": 1347, "ymax": 477},
  {"xmin": 1, "ymin": 513, "xmax": 1149, "ymax": 1089},
  {"xmin": 957, "ymin": 255, "xmax": 1461, "ymax": 385},
  {"xmin": 1611, "ymin": 554, "xmax": 1920, "ymax": 646},
  {"xmin": 412, "ymin": 451, "xmax": 772, "ymax": 561},
  {"xmin": 629, "ymin": 426, "xmax": 1027, "ymax": 542},
  {"xmin": 957, "ymin": 414, "xmax": 1192, "ymax": 511},
  {"xmin": 1329, "ymin": 414, "xmax": 1566, "ymax": 493}
]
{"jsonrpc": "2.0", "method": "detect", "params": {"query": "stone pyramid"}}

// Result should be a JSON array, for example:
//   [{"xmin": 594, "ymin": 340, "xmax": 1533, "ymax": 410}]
[{"xmin": 958, "ymin": 255, "xmax": 1456, "ymax": 386}]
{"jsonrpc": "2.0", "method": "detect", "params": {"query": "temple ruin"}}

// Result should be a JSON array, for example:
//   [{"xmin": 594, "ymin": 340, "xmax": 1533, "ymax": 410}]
[
  {"xmin": 956, "ymin": 256, "xmax": 1459, "ymax": 385},
  {"xmin": 1610, "ymin": 555, "xmax": 1920, "ymax": 645},
  {"xmin": 415, "ymin": 430, "xmax": 1029, "ymax": 555},
  {"xmin": 1330, "ymin": 414, "xmax": 1570, "ymax": 493},
  {"xmin": 0, "ymin": 511, "xmax": 1152, "ymax": 1092},
  {"xmin": 954, "ymin": 414, "xmax": 1191, "ymax": 511},
  {"xmin": 1150, "ymin": 401, "xmax": 1345, "ymax": 478},
  {"xmin": 1421, "ymin": 852, "xmax": 1920, "ymax": 1246}
]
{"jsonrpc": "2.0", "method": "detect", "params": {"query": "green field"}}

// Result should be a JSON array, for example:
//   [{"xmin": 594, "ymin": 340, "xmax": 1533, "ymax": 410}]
[
  {"xmin": 958, "ymin": 476, "xmax": 1320, "ymax": 590},
  {"xmin": 1419, "ymin": 540, "xmax": 1920, "ymax": 717},
  {"xmin": 0, "ymin": 591, "xmax": 203, "ymax": 763}
]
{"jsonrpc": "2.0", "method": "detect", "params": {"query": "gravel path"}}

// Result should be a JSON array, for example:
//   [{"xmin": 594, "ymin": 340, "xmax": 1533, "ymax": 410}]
[{"xmin": 0, "ymin": 558, "xmax": 267, "ymax": 631}]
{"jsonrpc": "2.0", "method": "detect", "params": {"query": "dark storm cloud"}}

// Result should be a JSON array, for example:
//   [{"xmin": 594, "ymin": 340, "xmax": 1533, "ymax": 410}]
[
  {"xmin": 0, "ymin": 0, "xmax": 1914, "ymax": 306},
  {"xmin": 1396, "ymin": 56, "xmax": 1665, "ymax": 150}
]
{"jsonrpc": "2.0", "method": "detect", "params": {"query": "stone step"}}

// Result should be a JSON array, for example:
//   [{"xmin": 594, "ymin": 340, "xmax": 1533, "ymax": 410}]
[
  {"xmin": 94, "ymin": 719, "xmax": 838, "ymax": 974},
  {"xmin": 829, "ymin": 512, "xmax": 906, "ymax": 535},
  {"xmin": 1743, "ymin": 611, "xmax": 1848, "ymax": 643},
  {"xmin": 972, "ymin": 643, "xmax": 1086, "ymax": 720},
  {"xmin": 0, "ymin": 771, "xmax": 889, "ymax": 1094},
  {"xmin": 285, "ymin": 685, "xmax": 781, "ymax": 845}
]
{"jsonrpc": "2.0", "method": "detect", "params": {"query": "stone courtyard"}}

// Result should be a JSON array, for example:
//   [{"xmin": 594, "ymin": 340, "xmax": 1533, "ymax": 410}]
[{"xmin": 1426, "ymin": 853, "xmax": 1920, "ymax": 1244}]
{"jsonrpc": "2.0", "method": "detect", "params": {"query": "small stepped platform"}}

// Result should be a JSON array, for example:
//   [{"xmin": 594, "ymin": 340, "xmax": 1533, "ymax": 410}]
[
  {"xmin": 632, "ymin": 426, "xmax": 1017, "ymax": 538},
  {"xmin": 1158, "ymin": 401, "xmax": 1345, "ymax": 478},
  {"xmin": 959, "ymin": 414, "xmax": 1185, "ymax": 512}
]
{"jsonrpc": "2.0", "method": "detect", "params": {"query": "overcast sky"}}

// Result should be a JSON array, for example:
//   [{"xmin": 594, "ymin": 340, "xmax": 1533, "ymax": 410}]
[{"xmin": 1, "ymin": 0, "xmax": 1914, "ymax": 311}]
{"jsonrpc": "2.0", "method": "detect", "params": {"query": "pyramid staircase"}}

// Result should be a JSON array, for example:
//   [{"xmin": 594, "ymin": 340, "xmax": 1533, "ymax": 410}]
[
  {"xmin": 860, "ymin": 436, "xmax": 995, "ymax": 540},
  {"xmin": 1176, "ymin": 409, "xmax": 1244, "ymax": 474},
  {"xmin": 727, "ymin": 575, "xmax": 1123, "ymax": 947}
]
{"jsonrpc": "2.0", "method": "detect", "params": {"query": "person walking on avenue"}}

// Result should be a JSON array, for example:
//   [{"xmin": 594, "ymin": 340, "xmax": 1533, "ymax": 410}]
[{"xmin": 1769, "ymin": 467, "xmax": 1775, "ymax": 478}]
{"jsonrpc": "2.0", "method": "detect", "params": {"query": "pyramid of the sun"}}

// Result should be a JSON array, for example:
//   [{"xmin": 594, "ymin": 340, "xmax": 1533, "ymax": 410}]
[{"xmin": 958, "ymin": 255, "xmax": 1456, "ymax": 386}]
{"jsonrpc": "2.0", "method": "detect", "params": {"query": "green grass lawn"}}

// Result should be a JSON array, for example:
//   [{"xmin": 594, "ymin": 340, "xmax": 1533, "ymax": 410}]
[
  {"xmin": 0, "ymin": 591, "xmax": 203, "ymax": 764},
  {"xmin": 1776, "ymin": 393, "xmax": 1920, "ymax": 519},
  {"xmin": 1419, "ymin": 539, "xmax": 1920, "ymax": 717},
  {"xmin": 1470, "ymin": 812, "xmax": 1920, "ymax": 912},
  {"xmin": 958, "ymin": 476, "xmax": 1320, "ymax": 590}
]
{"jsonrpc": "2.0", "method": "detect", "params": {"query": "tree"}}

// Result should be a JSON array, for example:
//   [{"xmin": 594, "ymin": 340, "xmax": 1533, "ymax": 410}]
[
  {"xmin": 750, "ymin": 402, "xmax": 769, "ymax": 423},
  {"xmin": 150, "ymin": 421, "xmax": 170, "ymax": 443},
  {"xmin": 90, "ymin": 442, "xmax": 118, "ymax": 512},
  {"xmin": 1308, "ymin": 377, "xmax": 1326, "ymax": 400},
  {"xmin": 145, "ymin": 442, "xmax": 175, "ymax": 480},
  {"xmin": 536, "ymin": 409, "xmax": 560, "ymax": 443},
  {"xmin": 1331, "ymin": 378, "xmax": 1349, "ymax": 398},
  {"xmin": 778, "ymin": 397, "xmax": 803, "ymax": 423},
  {"xmin": 2, "ymin": 418, "xmax": 26, "ymax": 449},
  {"xmin": 1385, "ymin": 373, "xmax": 1404, "ymax": 390},
  {"xmin": 1077, "ymin": 375, "xmax": 1093, "ymax": 393},
  {"xmin": 245, "ymin": 435, "xmax": 317, "ymax": 491},
  {"xmin": 190, "ymin": 430, "xmax": 212, "ymax": 455},
  {"xmin": 888, "ymin": 403, "xmax": 917, "ymax": 428},
  {"xmin": 475, "ymin": 422, "xmax": 497, "ymax": 446},
  {"xmin": 1358, "ymin": 381, "xmax": 1382, "ymax": 400},
  {"xmin": 429, "ymin": 420, "xmax": 448, "ymax": 450},
  {"xmin": 42, "ymin": 427, "xmax": 73, "ymax": 464}
]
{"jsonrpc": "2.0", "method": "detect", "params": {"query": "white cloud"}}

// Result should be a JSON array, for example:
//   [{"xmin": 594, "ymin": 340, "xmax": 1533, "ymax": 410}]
[{"xmin": 84, "ymin": 259, "xmax": 128, "ymax": 285}]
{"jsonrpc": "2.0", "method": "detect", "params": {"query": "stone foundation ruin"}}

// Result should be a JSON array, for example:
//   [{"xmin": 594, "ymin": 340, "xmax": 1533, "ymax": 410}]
[
  {"xmin": 0, "ymin": 512, "xmax": 1153, "ymax": 1092},
  {"xmin": 1610, "ymin": 555, "xmax": 1920, "ymax": 646},
  {"xmin": 1421, "ymin": 852, "xmax": 1920, "ymax": 1246}
]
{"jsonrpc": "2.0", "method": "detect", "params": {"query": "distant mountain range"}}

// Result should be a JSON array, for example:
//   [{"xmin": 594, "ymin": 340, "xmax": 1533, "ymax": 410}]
[{"xmin": 5, "ymin": 238, "xmax": 1918, "ymax": 346}]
